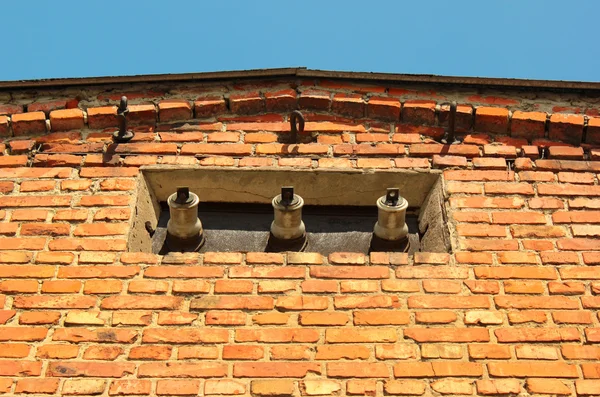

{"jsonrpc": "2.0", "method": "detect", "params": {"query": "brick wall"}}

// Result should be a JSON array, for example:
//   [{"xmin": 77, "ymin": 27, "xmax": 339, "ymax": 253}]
[{"xmin": 0, "ymin": 77, "xmax": 599, "ymax": 396}]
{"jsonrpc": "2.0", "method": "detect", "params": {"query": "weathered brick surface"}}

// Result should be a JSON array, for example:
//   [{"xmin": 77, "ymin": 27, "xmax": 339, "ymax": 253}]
[{"xmin": 0, "ymin": 76, "xmax": 598, "ymax": 396}]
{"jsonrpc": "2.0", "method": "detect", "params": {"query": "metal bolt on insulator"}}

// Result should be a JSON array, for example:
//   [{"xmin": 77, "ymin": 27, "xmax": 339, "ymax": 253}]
[{"xmin": 166, "ymin": 187, "xmax": 205, "ymax": 252}]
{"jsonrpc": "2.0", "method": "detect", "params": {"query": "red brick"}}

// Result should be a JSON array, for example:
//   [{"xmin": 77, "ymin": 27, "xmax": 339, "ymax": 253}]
[
  {"xmin": 495, "ymin": 327, "xmax": 580, "ymax": 342},
  {"xmin": 430, "ymin": 379, "xmax": 473, "ymax": 395},
  {"xmin": 87, "ymin": 106, "xmax": 117, "ymax": 129},
  {"xmin": 20, "ymin": 223, "xmax": 70, "ymax": 236},
  {"xmin": 277, "ymin": 158, "xmax": 312, "ymax": 168},
  {"xmin": 0, "ymin": 115, "xmax": 8, "ymax": 136},
  {"xmin": 0, "ymin": 360, "xmax": 41, "ymax": 376},
  {"xmin": 48, "ymin": 238, "xmax": 127, "ymax": 252},
  {"xmin": 49, "ymin": 108, "xmax": 84, "ymax": 131},
  {"xmin": 582, "ymin": 363, "xmax": 600, "ymax": 378},
  {"xmin": 204, "ymin": 380, "xmax": 246, "ymax": 395},
  {"xmin": 332, "ymin": 93, "xmax": 365, "ymax": 118},
  {"xmin": 299, "ymin": 90, "xmax": 331, "ymax": 110},
  {"xmin": 11, "ymin": 111, "xmax": 47, "ymax": 136},
  {"xmin": 384, "ymin": 380, "xmax": 426, "ymax": 395},
  {"xmin": 549, "ymin": 113, "xmax": 584, "ymax": 144},
  {"xmin": 525, "ymin": 379, "xmax": 572, "ymax": 395},
  {"xmin": 293, "ymin": 312, "xmax": 347, "ymax": 326},
  {"xmin": 204, "ymin": 310, "xmax": 246, "ymax": 325},
  {"xmin": 0, "ymin": 181, "xmax": 13, "ymax": 194},
  {"xmin": 189, "ymin": 295, "xmax": 273, "ymax": 310},
  {"xmin": 101, "ymin": 296, "xmax": 182, "ymax": 310},
  {"xmin": 324, "ymin": 362, "xmax": 388, "ymax": 378},
  {"xmin": 491, "ymin": 212, "xmax": 546, "ymax": 224},
  {"xmin": 432, "ymin": 154, "xmax": 467, "ymax": 168},
  {"xmin": 489, "ymin": 362, "xmax": 578, "ymax": 378},
  {"xmin": 52, "ymin": 328, "xmax": 136, "ymax": 344},
  {"xmin": 576, "ymin": 380, "xmax": 600, "ymax": 396},
  {"xmin": 404, "ymin": 328, "xmax": 489, "ymax": 343},
  {"xmin": 0, "ymin": 167, "xmax": 72, "ymax": 178},
  {"xmin": 236, "ymin": 328, "xmax": 318, "ymax": 343},
  {"xmin": 15, "ymin": 379, "xmax": 59, "ymax": 394},
  {"xmin": 422, "ymin": 280, "xmax": 462, "ymax": 293},
  {"xmin": 7, "ymin": 140, "xmax": 34, "ymax": 153},
  {"xmin": 192, "ymin": 96, "xmax": 225, "ymax": 118},
  {"xmin": 143, "ymin": 265, "xmax": 221, "ymax": 279},
  {"xmin": 468, "ymin": 344, "xmax": 511, "ymax": 359},
  {"xmin": 583, "ymin": 252, "xmax": 600, "ymax": 264},
  {"xmin": 393, "ymin": 361, "xmax": 482, "ymax": 378},
  {"xmin": 474, "ymin": 107, "xmax": 509, "ymax": 134},
  {"xmin": 155, "ymin": 380, "xmax": 199, "ymax": 395},
  {"xmin": 127, "ymin": 345, "xmax": 172, "ymax": 361},
  {"xmin": 401, "ymin": 100, "xmax": 435, "ymax": 125},
  {"xmin": 415, "ymin": 311, "xmax": 457, "ymax": 324},
  {"xmin": 352, "ymin": 310, "xmax": 409, "ymax": 325},
  {"xmin": 0, "ymin": 155, "xmax": 28, "ymax": 167},
  {"xmin": 180, "ymin": 143, "xmax": 251, "ymax": 155},
  {"xmin": 109, "ymin": 380, "xmax": 151, "ymax": 396},
  {"xmin": 141, "ymin": 328, "xmax": 228, "ymax": 344},
  {"xmin": 0, "ymin": 343, "xmax": 30, "ymax": 358},
  {"xmin": 475, "ymin": 266, "xmax": 556, "ymax": 279},
  {"xmin": 80, "ymin": 345, "xmax": 121, "ymax": 361},
  {"xmin": 409, "ymin": 143, "xmax": 479, "ymax": 157},
  {"xmin": 450, "ymin": 196, "xmax": 524, "ymax": 209},
  {"xmin": 229, "ymin": 92, "xmax": 264, "ymax": 114},
  {"xmin": 0, "ymin": 324, "xmax": 48, "ymax": 341},
  {"xmin": 528, "ymin": 197, "xmax": 564, "ymax": 209},
  {"xmin": 511, "ymin": 110, "xmax": 546, "ymax": 139},
  {"xmin": 13, "ymin": 295, "xmax": 95, "ymax": 309},
  {"xmin": 549, "ymin": 145, "xmax": 584, "ymax": 159},
  {"xmin": 0, "ymin": 264, "xmax": 55, "ymax": 278},
  {"xmin": 0, "ymin": 223, "xmax": 17, "ymax": 236},
  {"xmin": 482, "ymin": 144, "xmax": 517, "ymax": 158},
  {"xmin": 461, "ymin": 239, "xmax": 518, "ymax": 251},
  {"xmin": 265, "ymin": 89, "xmax": 297, "ymax": 112},
  {"xmin": 476, "ymin": 380, "xmax": 521, "ymax": 395},
  {"xmin": 223, "ymin": 345, "xmax": 264, "ymax": 360},
  {"xmin": 207, "ymin": 132, "xmax": 239, "ymax": 142},
  {"xmin": 510, "ymin": 225, "xmax": 565, "ymax": 238},
  {"xmin": 18, "ymin": 311, "xmax": 57, "ymax": 325},
  {"xmin": 366, "ymin": 97, "xmax": 400, "ymax": 121},
  {"xmin": 157, "ymin": 100, "xmax": 192, "ymax": 122},
  {"xmin": 408, "ymin": 296, "xmax": 489, "ymax": 309},
  {"xmin": 472, "ymin": 157, "xmax": 506, "ymax": 169},
  {"xmin": 233, "ymin": 362, "xmax": 320, "ymax": 378},
  {"xmin": 41, "ymin": 280, "xmax": 81, "ymax": 293},
  {"xmin": 507, "ymin": 311, "xmax": 546, "ymax": 324},
  {"xmin": 444, "ymin": 170, "xmax": 514, "ymax": 181},
  {"xmin": 310, "ymin": 266, "xmax": 389, "ymax": 279},
  {"xmin": 47, "ymin": 361, "xmax": 135, "ymax": 378},
  {"xmin": 124, "ymin": 104, "xmax": 155, "ymax": 125},
  {"xmin": 275, "ymin": 296, "xmax": 329, "ymax": 310}
]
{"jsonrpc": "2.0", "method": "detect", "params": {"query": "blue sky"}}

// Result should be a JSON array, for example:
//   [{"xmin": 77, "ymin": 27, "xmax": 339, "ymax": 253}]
[{"xmin": 4, "ymin": 1, "xmax": 599, "ymax": 82}]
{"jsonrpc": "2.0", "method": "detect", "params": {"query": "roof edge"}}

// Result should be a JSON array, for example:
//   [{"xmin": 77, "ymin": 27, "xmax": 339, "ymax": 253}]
[{"xmin": 2, "ymin": 67, "xmax": 600, "ymax": 92}]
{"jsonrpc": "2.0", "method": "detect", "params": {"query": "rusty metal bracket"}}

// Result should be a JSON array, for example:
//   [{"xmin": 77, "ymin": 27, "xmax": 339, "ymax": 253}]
[
  {"xmin": 113, "ymin": 96, "xmax": 134, "ymax": 143},
  {"xmin": 289, "ymin": 110, "xmax": 305, "ymax": 144},
  {"xmin": 441, "ymin": 102, "xmax": 460, "ymax": 145}
]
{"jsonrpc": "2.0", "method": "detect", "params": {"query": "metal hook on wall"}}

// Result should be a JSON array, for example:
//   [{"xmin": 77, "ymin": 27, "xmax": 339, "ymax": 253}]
[
  {"xmin": 288, "ymin": 110, "xmax": 305, "ymax": 144},
  {"xmin": 441, "ymin": 101, "xmax": 460, "ymax": 145},
  {"xmin": 113, "ymin": 96, "xmax": 135, "ymax": 143}
]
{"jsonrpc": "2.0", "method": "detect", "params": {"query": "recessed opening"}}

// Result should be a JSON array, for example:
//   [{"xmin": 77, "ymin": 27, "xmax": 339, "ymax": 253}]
[{"xmin": 129, "ymin": 167, "xmax": 450, "ymax": 255}]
